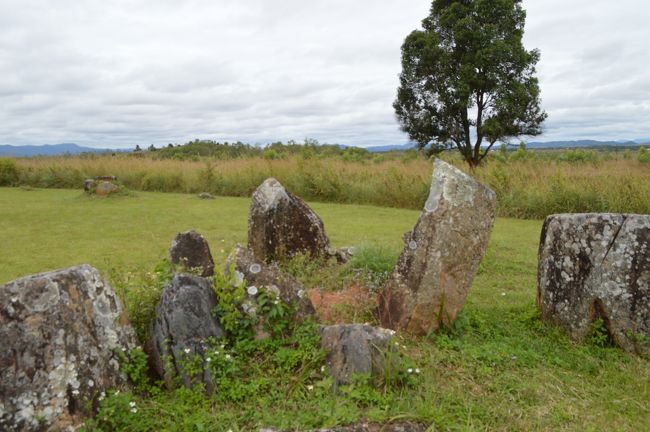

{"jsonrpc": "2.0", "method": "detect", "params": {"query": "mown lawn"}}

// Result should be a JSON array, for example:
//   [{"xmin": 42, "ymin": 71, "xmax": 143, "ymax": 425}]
[{"xmin": 1, "ymin": 187, "xmax": 648, "ymax": 431}]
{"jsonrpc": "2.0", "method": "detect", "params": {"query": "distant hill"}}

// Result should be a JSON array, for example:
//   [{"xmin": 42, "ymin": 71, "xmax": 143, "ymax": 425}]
[
  {"xmin": 0, "ymin": 143, "xmax": 125, "ymax": 157},
  {"xmin": 525, "ymin": 140, "xmax": 647, "ymax": 149},
  {"xmin": 365, "ymin": 143, "xmax": 416, "ymax": 153}
]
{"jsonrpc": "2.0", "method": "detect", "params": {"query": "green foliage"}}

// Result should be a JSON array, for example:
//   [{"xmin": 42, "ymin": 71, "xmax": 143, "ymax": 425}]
[
  {"xmin": 109, "ymin": 259, "xmax": 173, "ymax": 343},
  {"xmin": 394, "ymin": 0, "xmax": 546, "ymax": 167},
  {"xmin": 0, "ymin": 158, "xmax": 19, "ymax": 186},
  {"xmin": 638, "ymin": 146, "xmax": 650, "ymax": 163},
  {"xmin": 119, "ymin": 347, "xmax": 154, "ymax": 393}
]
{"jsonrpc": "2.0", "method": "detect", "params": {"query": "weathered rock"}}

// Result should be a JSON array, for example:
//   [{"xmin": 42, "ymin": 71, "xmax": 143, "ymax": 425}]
[
  {"xmin": 95, "ymin": 181, "xmax": 118, "ymax": 196},
  {"xmin": 169, "ymin": 230, "xmax": 215, "ymax": 277},
  {"xmin": 0, "ymin": 265, "xmax": 137, "ymax": 431},
  {"xmin": 378, "ymin": 159, "xmax": 497, "ymax": 335},
  {"xmin": 83, "ymin": 178, "xmax": 95, "ymax": 192},
  {"xmin": 198, "ymin": 192, "xmax": 216, "ymax": 200},
  {"xmin": 147, "ymin": 274, "xmax": 224, "ymax": 393},
  {"xmin": 320, "ymin": 324, "xmax": 395, "ymax": 385},
  {"xmin": 226, "ymin": 245, "xmax": 316, "ymax": 335},
  {"xmin": 248, "ymin": 178, "xmax": 332, "ymax": 260},
  {"xmin": 537, "ymin": 213, "xmax": 650, "ymax": 355}
]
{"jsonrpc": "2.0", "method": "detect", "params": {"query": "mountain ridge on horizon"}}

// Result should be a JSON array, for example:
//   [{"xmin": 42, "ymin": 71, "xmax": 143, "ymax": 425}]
[{"xmin": 1, "ymin": 139, "xmax": 648, "ymax": 157}]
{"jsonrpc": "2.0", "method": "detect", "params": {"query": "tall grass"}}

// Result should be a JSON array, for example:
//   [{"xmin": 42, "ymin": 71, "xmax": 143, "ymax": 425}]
[{"xmin": 5, "ymin": 148, "xmax": 650, "ymax": 219}]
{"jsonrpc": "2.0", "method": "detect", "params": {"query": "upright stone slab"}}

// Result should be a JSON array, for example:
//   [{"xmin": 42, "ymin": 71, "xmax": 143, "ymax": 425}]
[
  {"xmin": 0, "ymin": 265, "xmax": 137, "ymax": 431},
  {"xmin": 378, "ymin": 159, "xmax": 497, "ymax": 335},
  {"xmin": 248, "ymin": 178, "xmax": 332, "ymax": 260},
  {"xmin": 147, "ymin": 274, "xmax": 224, "ymax": 393},
  {"xmin": 538, "ymin": 213, "xmax": 650, "ymax": 355},
  {"xmin": 170, "ymin": 230, "xmax": 215, "ymax": 277}
]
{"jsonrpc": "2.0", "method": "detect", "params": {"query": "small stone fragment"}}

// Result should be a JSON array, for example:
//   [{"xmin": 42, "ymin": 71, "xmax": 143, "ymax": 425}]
[
  {"xmin": 169, "ymin": 230, "xmax": 215, "ymax": 277},
  {"xmin": 538, "ymin": 213, "xmax": 650, "ymax": 356},
  {"xmin": 378, "ymin": 159, "xmax": 497, "ymax": 335},
  {"xmin": 320, "ymin": 324, "xmax": 395, "ymax": 385}
]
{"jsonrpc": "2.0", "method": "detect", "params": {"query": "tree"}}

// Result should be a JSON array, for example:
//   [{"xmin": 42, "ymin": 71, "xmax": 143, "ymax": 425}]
[{"xmin": 393, "ymin": 0, "xmax": 547, "ymax": 168}]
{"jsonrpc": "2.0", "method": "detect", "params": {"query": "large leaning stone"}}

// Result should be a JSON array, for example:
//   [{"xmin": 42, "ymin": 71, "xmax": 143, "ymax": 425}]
[
  {"xmin": 169, "ymin": 230, "xmax": 215, "ymax": 277},
  {"xmin": 378, "ymin": 159, "xmax": 497, "ymax": 335},
  {"xmin": 320, "ymin": 324, "xmax": 395, "ymax": 385},
  {"xmin": 538, "ymin": 213, "xmax": 650, "ymax": 355},
  {"xmin": 226, "ymin": 245, "xmax": 316, "ymax": 334},
  {"xmin": 248, "ymin": 178, "xmax": 332, "ymax": 260},
  {"xmin": 147, "ymin": 274, "xmax": 224, "ymax": 393},
  {"xmin": 0, "ymin": 265, "xmax": 137, "ymax": 431}
]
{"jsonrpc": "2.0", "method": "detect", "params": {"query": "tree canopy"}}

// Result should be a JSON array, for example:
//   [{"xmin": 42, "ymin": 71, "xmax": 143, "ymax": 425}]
[{"xmin": 394, "ymin": 0, "xmax": 547, "ymax": 168}]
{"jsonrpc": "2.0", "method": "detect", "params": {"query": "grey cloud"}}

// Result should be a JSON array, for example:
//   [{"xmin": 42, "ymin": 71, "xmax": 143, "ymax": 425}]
[{"xmin": 1, "ymin": 0, "xmax": 649, "ymax": 148}]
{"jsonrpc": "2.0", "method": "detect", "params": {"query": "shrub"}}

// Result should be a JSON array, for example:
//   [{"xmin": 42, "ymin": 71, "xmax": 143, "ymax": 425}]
[{"xmin": 0, "ymin": 158, "xmax": 19, "ymax": 186}]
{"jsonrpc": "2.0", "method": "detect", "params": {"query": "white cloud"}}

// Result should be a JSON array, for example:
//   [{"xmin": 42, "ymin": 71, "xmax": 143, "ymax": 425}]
[{"xmin": 0, "ymin": 0, "xmax": 649, "ymax": 148}]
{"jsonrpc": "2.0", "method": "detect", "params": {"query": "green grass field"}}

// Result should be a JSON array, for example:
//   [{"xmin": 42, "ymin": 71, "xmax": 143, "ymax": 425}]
[{"xmin": 1, "ymin": 187, "xmax": 649, "ymax": 431}]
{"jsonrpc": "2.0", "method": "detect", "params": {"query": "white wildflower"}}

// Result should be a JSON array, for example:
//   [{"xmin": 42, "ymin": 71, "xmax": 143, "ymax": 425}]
[
  {"xmin": 71, "ymin": 389, "xmax": 80, "ymax": 396},
  {"xmin": 130, "ymin": 408, "xmax": 138, "ymax": 414},
  {"xmin": 129, "ymin": 401, "xmax": 136, "ymax": 408},
  {"xmin": 307, "ymin": 385, "xmax": 314, "ymax": 391},
  {"xmin": 407, "ymin": 368, "xmax": 413, "ymax": 374},
  {"xmin": 206, "ymin": 357, "xmax": 212, "ymax": 363},
  {"xmin": 273, "ymin": 300, "xmax": 279, "ymax": 305},
  {"xmin": 297, "ymin": 289, "xmax": 305, "ymax": 299},
  {"xmin": 320, "ymin": 365, "xmax": 326, "ymax": 373},
  {"xmin": 225, "ymin": 354, "xmax": 232, "ymax": 360},
  {"xmin": 415, "ymin": 368, "xmax": 421, "ymax": 374},
  {"xmin": 184, "ymin": 348, "xmax": 191, "ymax": 354},
  {"xmin": 501, "ymin": 292, "xmax": 506, "ymax": 296}
]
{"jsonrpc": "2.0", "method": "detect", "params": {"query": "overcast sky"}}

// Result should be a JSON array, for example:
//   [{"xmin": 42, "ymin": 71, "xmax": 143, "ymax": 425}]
[{"xmin": 1, "ymin": 0, "xmax": 649, "ymax": 149}]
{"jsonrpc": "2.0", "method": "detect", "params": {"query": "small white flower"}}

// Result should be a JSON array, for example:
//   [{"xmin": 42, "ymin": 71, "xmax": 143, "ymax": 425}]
[
  {"xmin": 220, "ymin": 344, "xmax": 226, "ymax": 349},
  {"xmin": 72, "ymin": 389, "xmax": 80, "ymax": 396},
  {"xmin": 407, "ymin": 368, "xmax": 413, "ymax": 374},
  {"xmin": 306, "ymin": 385, "xmax": 314, "ymax": 391},
  {"xmin": 225, "ymin": 354, "xmax": 232, "ymax": 360},
  {"xmin": 415, "ymin": 368, "xmax": 421, "ymax": 374},
  {"xmin": 115, "ymin": 390, "xmax": 120, "ymax": 395},
  {"xmin": 184, "ymin": 348, "xmax": 191, "ymax": 354},
  {"xmin": 273, "ymin": 300, "xmax": 279, "ymax": 305},
  {"xmin": 215, "ymin": 351, "xmax": 220, "ymax": 355},
  {"xmin": 227, "ymin": 429, "xmax": 233, "ymax": 432},
  {"xmin": 394, "ymin": 342, "xmax": 400, "ymax": 347},
  {"xmin": 247, "ymin": 285, "xmax": 258, "ymax": 296},
  {"xmin": 501, "ymin": 292, "xmax": 506, "ymax": 296},
  {"xmin": 220, "ymin": 249, "xmax": 225, "ymax": 253},
  {"xmin": 320, "ymin": 365, "xmax": 326, "ymax": 373},
  {"xmin": 297, "ymin": 289, "xmax": 305, "ymax": 299},
  {"xmin": 130, "ymin": 408, "xmax": 138, "ymax": 414},
  {"xmin": 129, "ymin": 401, "xmax": 136, "ymax": 408},
  {"xmin": 511, "ymin": 355, "xmax": 518, "ymax": 361},
  {"xmin": 98, "ymin": 391, "xmax": 106, "ymax": 401},
  {"xmin": 206, "ymin": 357, "xmax": 211, "ymax": 363},
  {"xmin": 121, "ymin": 347, "xmax": 127, "ymax": 352},
  {"xmin": 402, "ymin": 345, "xmax": 407, "ymax": 349}
]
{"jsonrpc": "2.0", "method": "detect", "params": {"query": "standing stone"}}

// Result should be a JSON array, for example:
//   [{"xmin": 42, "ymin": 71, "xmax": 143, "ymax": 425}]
[
  {"xmin": 226, "ymin": 245, "xmax": 316, "ymax": 334},
  {"xmin": 0, "ymin": 265, "xmax": 137, "ymax": 431},
  {"xmin": 170, "ymin": 230, "xmax": 215, "ymax": 277},
  {"xmin": 320, "ymin": 324, "xmax": 395, "ymax": 385},
  {"xmin": 378, "ymin": 159, "xmax": 497, "ymax": 335},
  {"xmin": 147, "ymin": 274, "xmax": 224, "ymax": 393},
  {"xmin": 538, "ymin": 213, "xmax": 650, "ymax": 355},
  {"xmin": 248, "ymin": 178, "xmax": 332, "ymax": 261}
]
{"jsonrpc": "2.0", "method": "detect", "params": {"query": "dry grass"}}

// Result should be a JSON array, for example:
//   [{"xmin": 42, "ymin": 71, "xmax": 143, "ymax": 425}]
[{"xmin": 5, "ymin": 148, "xmax": 649, "ymax": 218}]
